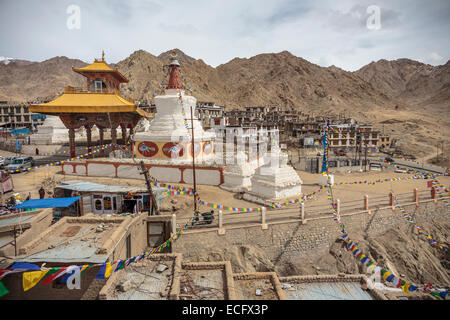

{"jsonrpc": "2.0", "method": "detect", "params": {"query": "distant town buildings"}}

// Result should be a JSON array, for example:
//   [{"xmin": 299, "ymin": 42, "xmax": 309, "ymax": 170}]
[
  {"xmin": 0, "ymin": 101, "xmax": 45, "ymax": 130},
  {"xmin": 193, "ymin": 103, "xmax": 391, "ymax": 154}
]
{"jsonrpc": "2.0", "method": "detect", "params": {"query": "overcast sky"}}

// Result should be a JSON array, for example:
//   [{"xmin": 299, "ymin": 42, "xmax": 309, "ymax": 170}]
[{"xmin": 0, "ymin": 0, "xmax": 449, "ymax": 71}]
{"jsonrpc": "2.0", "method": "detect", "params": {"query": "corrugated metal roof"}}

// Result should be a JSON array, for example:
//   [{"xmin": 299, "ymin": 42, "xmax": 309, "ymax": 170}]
[
  {"xmin": 283, "ymin": 282, "xmax": 374, "ymax": 300},
  {"xmin": 0, "ymin": 215, "xmax": 33, "ymax": 227},
  {"xmin": 0, "ymin": 234, "xmax": 13, "ymax": 248},
  {"xmin": 58, "ymin": 180, "xmax": 165, "ymax": 195}
]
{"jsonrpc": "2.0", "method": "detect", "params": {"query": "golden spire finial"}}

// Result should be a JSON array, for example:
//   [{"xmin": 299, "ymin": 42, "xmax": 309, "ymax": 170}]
[{"xmin": 102, "ymin": 50, "xmax": 105, "ymax": 62}]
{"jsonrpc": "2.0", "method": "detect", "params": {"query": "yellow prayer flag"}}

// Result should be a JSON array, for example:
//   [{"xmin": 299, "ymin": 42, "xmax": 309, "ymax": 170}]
[
  {"xmin": 401, "ymin": 283, "xmax": 411, "ymax": 294},
  {"xmin": 104, "ymin": 262, "xmax": 113, "ymax": 278},
  {"xmin": 382, "ymin": 272, "xmax": 391, "ymax": 281},
  {"xmin": 23, "ymin": 270, "xmax": 49, "ymax": 291}
]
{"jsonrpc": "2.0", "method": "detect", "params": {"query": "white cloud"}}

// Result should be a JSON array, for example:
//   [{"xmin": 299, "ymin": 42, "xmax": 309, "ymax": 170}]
[{"xmin": 429, "ymin": 52, "xmax": 444, "ymax": 63}]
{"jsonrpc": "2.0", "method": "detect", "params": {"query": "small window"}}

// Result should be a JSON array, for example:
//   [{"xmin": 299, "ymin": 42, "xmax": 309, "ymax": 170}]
[
  {"xmin": 94, "ymin": 81, "xmax": 103, "ymax": 92},
  {"xmin": 95, "ymin": 200, "xmax": 102, "ymax": 210},
  {"xmin": 103, "ymin": 197, "xmax": 112, "ymax": 210},
  {"xmin": 148, "ymin": 222, "xmax": 164, "ymax": 247}
]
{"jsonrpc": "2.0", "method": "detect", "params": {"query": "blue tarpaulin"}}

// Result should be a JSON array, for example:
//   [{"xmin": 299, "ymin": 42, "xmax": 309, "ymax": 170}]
[
  {"xmin": 12, "ymin": 197, "xmax": 81, "ymax": 209},
  {"xmin": 10, "ymin": 128, "xmax": 30, "ymax": 135}
]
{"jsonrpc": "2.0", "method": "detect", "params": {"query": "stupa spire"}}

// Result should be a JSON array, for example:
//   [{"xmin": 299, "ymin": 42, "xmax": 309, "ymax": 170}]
[{"xmin": 167, "ymin": 50, "xmax": 183, "ymax": 90}]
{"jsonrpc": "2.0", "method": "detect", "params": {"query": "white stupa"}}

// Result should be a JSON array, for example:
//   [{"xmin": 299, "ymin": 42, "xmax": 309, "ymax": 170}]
[
  {"xmin": 133, "ymin": 52, "xmax": 215, "ymax": 164},
  {"xmin": 30, "ymin": 115, "xmax": 71, "ymax": 144},
  {"xmin": 243, "ymin": 149, "xmax": 303, "ymax": 203},
  {"xmin": 220, "ymin": 152, "xmax": 255, "ymax": 192},
  {"xmin": 29, "ymin": 115, "xmax": 108, "ymax": 145}
]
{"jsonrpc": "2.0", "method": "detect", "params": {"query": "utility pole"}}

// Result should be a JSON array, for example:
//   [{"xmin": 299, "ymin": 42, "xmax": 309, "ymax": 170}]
[
  {"xmin": 139, "ymin": 160, "xmax": 159, "ymax": 215},
  {"xmin": 13, "ymin": 225, "xmax": 17, "ymax": 256},
  {"xmin": 437, "ymin": 142, "xmax": 439, "ymax": 162},
  {"xmin": 359, "ymin": 133, "xmax": 363, "ymax": 170},
  {"xmin": 442, "ymin": 141, "xmax": 445, "ymax": 163},
  {"xmin": 364, "ymin": 143, "xmax": 368, "ymax": 172},
  {"xmin": 190, "ymin": 105, "xmax": 198, "ymax": 213}
]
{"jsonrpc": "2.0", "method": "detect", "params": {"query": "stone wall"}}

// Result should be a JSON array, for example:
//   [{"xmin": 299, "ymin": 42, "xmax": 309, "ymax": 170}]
[
  {"xmin": 62, "ymin": 161, "xmax": 224, "ymax": 186},
  {"xmin": 0, "ymin": 208, "xmax": 53, "ymax": 257},
  {"xmin": 173, "ymin": 200, "xmax": 448, "ymax": 266}
]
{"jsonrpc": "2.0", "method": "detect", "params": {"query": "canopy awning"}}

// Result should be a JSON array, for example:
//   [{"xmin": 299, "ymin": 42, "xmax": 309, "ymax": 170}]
[{"xmin": 12, "ymin": 197, "xmax": 81, "ymax": 209}]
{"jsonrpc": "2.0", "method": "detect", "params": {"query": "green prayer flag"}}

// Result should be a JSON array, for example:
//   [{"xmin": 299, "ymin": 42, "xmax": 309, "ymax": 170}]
[
  {"xmin": 42, "ymin": 267, "xmax": 60, "ymax": 280},
  {"xmin": 0, "ymin": 281, "xmax": 9, "ymax": 297}
]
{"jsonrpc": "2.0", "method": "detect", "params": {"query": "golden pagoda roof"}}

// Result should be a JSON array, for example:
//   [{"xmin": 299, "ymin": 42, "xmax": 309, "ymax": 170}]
[
  {"xmin": 29, "ymin": 91, "xmax": 137, "ymax": 114},
  {"xmin": 73, "ymin": 60, "xmax": 128, "ymax": 83}
]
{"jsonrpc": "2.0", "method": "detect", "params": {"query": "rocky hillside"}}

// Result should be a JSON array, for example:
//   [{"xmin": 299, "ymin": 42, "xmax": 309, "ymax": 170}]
[
  {"xmin": 355, "ymin": 58, "xmax": 450, "ymax": 109},
  {"xmin": 0, "ymin": 56, "xmax": 86, "ymax": 103},
  {"xmin": 0, "ymin": 49, "xmax": 448, "ymax": 158}
]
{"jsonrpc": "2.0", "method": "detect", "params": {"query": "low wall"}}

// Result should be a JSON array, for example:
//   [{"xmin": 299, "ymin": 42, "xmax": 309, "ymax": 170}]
[
  {"xmin": 173, "ymin": 201, "xmax": 448, "ymax": 267},
  {"xmin": 0, "ymin": 208, "xmax": 53, "ymax": 257},
  {"xmin": 62, "ymin": 161, "xmax": 225, "ymax": 186}
]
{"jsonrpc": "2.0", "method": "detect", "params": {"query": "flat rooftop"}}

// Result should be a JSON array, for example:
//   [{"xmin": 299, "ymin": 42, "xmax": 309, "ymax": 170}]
[
  {"xmin": 179, "ymin": 262, "xmax": 235, "ymax": 300},
  {"xmin": 282, "ymin": 281, "xmax": 373, "ymax": 300},
  {"xmin": 14, "ymin": 216, "xmax": 132, "ymax": 264},
  {"xmin": 0, "ymin": 214, "xmax": 34, "ymax": 228},
  {"xmin": 108, "ymin": 259, "xmax": 175, "ymax": 300},
  {"xmin": 233, "ymin": 272, "xmax": 284, "ymax": 300},
  {"xmin": 279, "ymin": 275, "xmax": 385, "ymax": 300},
  {"xmin": 100, "ymin": 253, "xmax": 181, "ymax": 300}
]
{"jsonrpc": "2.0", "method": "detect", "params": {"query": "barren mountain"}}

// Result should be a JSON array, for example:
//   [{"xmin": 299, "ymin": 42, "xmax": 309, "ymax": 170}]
[
  {"xmin": 0, "ymin": 49, "xmax": 448, "ymax": 159},
  {"xmin": 355, "ymin": 58, "xmax": 450, "ymax": 108},
  {"xmin": 0, "ymin": 56, "xmax": 86, "ymax": 103}
]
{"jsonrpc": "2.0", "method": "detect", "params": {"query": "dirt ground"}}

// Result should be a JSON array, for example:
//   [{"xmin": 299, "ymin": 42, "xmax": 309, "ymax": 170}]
[{"xmin": 235, "ymin": 279, "xmax": 278, "ymax": 300}]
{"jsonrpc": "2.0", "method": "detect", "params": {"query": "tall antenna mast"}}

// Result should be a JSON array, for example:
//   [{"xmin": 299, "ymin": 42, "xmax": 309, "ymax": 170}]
[
  {"xmin": 190, "ymin": 105, "xmax": 198, "ymax": 212},
  {"xmin": 139, "ymin": 160, "xmax": 159, "ymax": 215}
]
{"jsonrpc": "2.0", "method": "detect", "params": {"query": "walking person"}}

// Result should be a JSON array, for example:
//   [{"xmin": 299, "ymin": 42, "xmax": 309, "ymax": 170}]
[
  {"xmin": 35, "ymin": 147, "xmax": 39, "ymax": 156},
  {"xmin": 38, "ymin": 186, "xmax": 45, "ymax": 199}
]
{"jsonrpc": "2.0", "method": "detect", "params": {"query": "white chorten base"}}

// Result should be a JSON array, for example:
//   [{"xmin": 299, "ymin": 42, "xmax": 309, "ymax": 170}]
[
  {"xmin": 243, "ymin": 152, "xmax": 303, "ymax": 201},
  {"xmin": 220, "ymin": 172, "xmax": 252, "ymax": 193},
  {"xmin": 220, "ymin": 153, "xmax": 255, "ymax": 192},
  {"xmin": 30, "ymin": 115, "xmax": 70, "ymax": 145}
]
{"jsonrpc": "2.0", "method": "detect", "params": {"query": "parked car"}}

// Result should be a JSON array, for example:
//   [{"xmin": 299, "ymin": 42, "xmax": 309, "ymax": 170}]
[
  {"xmin": 334, "ymin": 150, "xmax": 347, "ymax": 156},
  {"xmin": 369, "ymin": 163, "xmax": 382, "ymax": 171},
  {"xmin": 5, "ymin": 156, "xmax": 18, "ymax": 166},
  {"xmin": 394, "ymin": 168, "xmax": 408, "ymax": 173},
  {"xmin": 5, "ymin": 156, "xmax": 34, "ymax": 172},
  {"xmin": 0, "ymin": 156, "xmax": 4, "ymax": 168}
]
